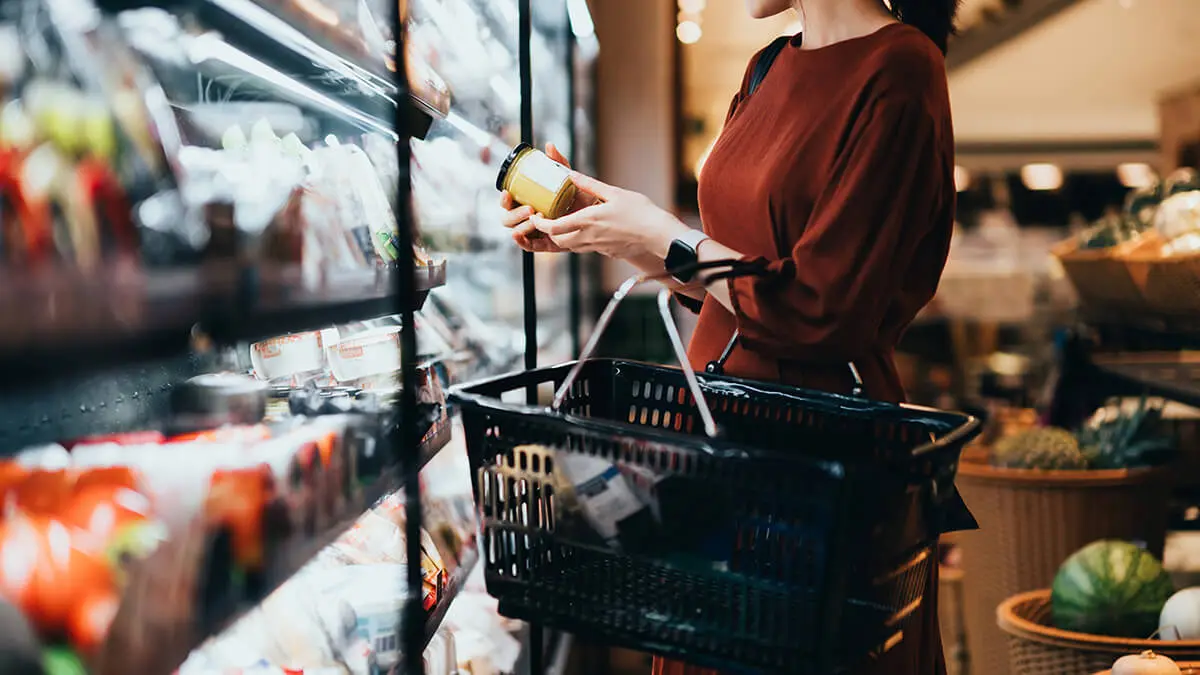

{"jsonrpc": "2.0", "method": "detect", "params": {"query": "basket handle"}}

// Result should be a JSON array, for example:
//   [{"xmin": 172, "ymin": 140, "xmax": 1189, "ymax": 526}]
[
  {"xmin": 703, "ymin": 329, "xmax": 866, "ymax": 398},
  {"xmin": 683, "ymin": 264, "xmax": 866, "ymax": 398},
  {"xmin": 550, "ymin": 259, "xmax": 766, "ymax": 438}
]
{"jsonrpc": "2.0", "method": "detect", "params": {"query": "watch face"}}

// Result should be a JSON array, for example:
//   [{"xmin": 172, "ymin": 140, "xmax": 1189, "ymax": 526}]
[{"xmin": 666, "ymin": 240, "xmax": 697, "ymax": 280}]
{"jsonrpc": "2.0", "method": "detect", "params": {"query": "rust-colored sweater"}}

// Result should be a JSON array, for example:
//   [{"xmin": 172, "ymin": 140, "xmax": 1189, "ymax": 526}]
[
  {"xmin": 687, "ymin": 23, "xmax": 955, "ymax": 406},
  {"xmin": 662, "ymin": 24, "xmax": 956, "ymax": 675}
]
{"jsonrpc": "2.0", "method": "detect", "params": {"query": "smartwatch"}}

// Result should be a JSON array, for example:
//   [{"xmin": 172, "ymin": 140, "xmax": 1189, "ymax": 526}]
[{"xmin": 664, "ymin": 229, "xmax": 711, "ymax": 282}]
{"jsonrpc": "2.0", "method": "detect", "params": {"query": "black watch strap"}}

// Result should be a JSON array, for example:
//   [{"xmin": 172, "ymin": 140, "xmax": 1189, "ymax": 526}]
[{"xmin": 665, "ymin": 230, "xmax": 711, "ymax": 282}]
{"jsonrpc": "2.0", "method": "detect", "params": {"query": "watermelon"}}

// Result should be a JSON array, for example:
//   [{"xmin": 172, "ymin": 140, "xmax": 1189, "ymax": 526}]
[
  {"xmin": 1052, "ymin": 540, "xmax": 1175, "ymax": 638},
  {"xmin": 42, "ymin": 647, "xmax": 86, "ymax": 675}
]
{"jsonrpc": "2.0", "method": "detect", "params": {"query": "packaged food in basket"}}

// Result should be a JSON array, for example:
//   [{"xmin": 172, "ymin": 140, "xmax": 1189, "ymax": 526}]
[
  {"xmin": 1053, "ymin": 540, "xmax": 1176, "ymax": 638},
  {"xmin": 540, "ymin": 446, "xmax": 654, "ymax": 548}
]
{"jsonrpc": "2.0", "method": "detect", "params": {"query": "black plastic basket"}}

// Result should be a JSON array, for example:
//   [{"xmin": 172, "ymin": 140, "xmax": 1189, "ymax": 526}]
[{"xmin": 449, "ymin": 272, "xmax": 980, "ymax": 673}]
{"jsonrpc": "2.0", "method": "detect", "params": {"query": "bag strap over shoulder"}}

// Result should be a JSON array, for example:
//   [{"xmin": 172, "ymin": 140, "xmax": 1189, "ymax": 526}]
[{"xmin": 747, "ymin": 35, "xmax": 791, "ymax": 96}]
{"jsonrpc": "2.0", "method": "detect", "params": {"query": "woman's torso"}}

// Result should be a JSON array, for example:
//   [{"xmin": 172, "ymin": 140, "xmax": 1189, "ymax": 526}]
[{"xmin": 688, "ymin": 24, "xmax": 956, "ymax": 403}]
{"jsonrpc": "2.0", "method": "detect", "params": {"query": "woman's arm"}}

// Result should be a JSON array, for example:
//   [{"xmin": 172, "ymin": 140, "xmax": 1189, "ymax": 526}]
[
  {"xmin": 537, "ymin": 94, "xmax": 947, "ymax": 362},
  {"xmin": 624, "ymin": 251, "xmax": 707, "ymax": 302}
]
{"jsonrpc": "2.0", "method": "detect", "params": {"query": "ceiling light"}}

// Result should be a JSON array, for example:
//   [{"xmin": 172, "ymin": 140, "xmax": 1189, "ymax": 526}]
[
  {"xmin": 954, "ymin": 165, "xmax": 971, "ymax": 192},
  {"xmin": 1117, "ymin": 162, "xmax": 1156, "ymax": 189},
  {"xmin": 679, "ymin": 0, "xmax": 706, "ymax": 13},
  {"xmin": 676, "ymin": 20, "xmax": 702, "ymax": 44},
  {"xmin": 1020, "ymin": 163, "xmax": 1063, "ymax": 191}
]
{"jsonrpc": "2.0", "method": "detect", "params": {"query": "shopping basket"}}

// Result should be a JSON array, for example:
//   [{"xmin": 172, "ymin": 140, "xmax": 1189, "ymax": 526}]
[{"xmin": 449, "ymin": 265, "xmax": 981, "ymax": 673}]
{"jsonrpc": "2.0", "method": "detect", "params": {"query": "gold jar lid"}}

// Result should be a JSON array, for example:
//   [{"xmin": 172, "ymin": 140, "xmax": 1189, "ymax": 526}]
[{"xmin": 496, "ymin": 142, "xmax": 534, "ymax": 191}]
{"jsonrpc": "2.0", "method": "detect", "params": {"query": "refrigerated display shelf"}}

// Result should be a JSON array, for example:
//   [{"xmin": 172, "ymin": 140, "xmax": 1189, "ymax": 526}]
[
  {"xmin": 188, "ymin": 0, "xmax": 446, "ymax": 138},
  {"xmin": 0, "ymin": 262, "xmax": 445, "ymax": 386},
  {"xmin": 206, "ymin": 262, "xmax": 447, "ymax": 343},
  {"xmin": 0, "ymin": 353, "xmax": 202, "ymax": 448},
  {"xmin": 256, "ymin": 419, "xmax": 455, "ymax": 611},
  {"xmin": 99, "ymin": 420, "xmax": 456, "ymax": 675},
  {"xmin": 424, "ymin": 535, "xmax": 481, "ymax": 650},
  {"xmin": 1093, "ymin": 351, "xmax": 1200, "ymax": 409},
  {"xmin": 102, "ymin": 0, "xmax": 448, "ymax": 138}
]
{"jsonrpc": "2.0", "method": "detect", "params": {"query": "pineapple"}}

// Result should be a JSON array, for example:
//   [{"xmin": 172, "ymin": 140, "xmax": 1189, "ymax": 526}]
[
  {"xmin": 991, "ymin": 427, "xmax": 1089, "ymax": 470},
  {"xmin": 1077, "ymin": 397, "xmax": 1175, "ymax": 470}
]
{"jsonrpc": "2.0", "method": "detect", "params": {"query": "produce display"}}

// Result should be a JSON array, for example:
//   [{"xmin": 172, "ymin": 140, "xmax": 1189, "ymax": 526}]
[
  {"xmin": 992, "ymin": 427, "xmax": 1090, "ymax": 469},
  {"xmin": 1080, "ymin": 190, "xmax": 1157, "ymax": 250},
  {"xmin": 1052, "ymin": 540, "xmax": 1176, "ymax": 639},
  {"xmin": 1110, "ymin": 651, "xmax": 1182, "ymax": 675},
  {"xmin": 1161, "ymin": 588, "xmax": 1200, "ymax": 641},
  {"xmin": 989, "ymin": 398, "xmax": 1174, "ymax": 470},
  {"xmin": 1076, "ymin": 168, "xmax": 1200, "ymax": 253},
  {"xmin": 1060, "ymin": 166, "xmax": 1200, "ymax": 316}
]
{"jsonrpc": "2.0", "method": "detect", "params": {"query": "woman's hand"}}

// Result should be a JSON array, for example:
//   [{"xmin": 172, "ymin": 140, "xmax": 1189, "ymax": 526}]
[
  {"xmin": 530, "ymin": 172, "xmax": 690, "ymax": 260},
  {"xmin": 501, "ymin": 193, "xmax": 567, "ymax": 253},
  {"xmin": 500, "ymin": 143, "xmax": 572, "ymax": 253}
]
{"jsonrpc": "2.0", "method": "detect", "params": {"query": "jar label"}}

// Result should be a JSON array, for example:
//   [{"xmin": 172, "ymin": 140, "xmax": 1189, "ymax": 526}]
[{"xmin": 521, "ymin": 152, "xmax": 571, "ymax": 193}]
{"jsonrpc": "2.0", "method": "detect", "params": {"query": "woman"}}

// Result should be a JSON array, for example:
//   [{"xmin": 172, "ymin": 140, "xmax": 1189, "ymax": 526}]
[{"xmin": 500, "ymin": 0, "xmax": 961, "ymax": 672}]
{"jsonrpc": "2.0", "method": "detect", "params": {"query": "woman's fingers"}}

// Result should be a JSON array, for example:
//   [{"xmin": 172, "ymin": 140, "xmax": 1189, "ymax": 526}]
[
  {"xmin": 514, "ymin": 220, "xmax": 554, "ymax": 247},
  {"xmin": 530, "ymin": 211, "xmax": 585, "ymax": 237},
  {"xmin": 513, "ymin": 219, "xmax": 540, "ymax": 237},
  {"xmin": 513, "ymin": 230, "xmax": 560, "ymax": 253},
  {"xmin": 546, "ymin": 143, "xmax": 570, "ymax": 167},
  {"xmin": 501, "ymin": 205, "xmax": 535, "ymax": 229},
  {"xmin": 500, "ymin": 190, "xmax": 515, "ymax": 210},
  {"xmin": 550, "ymin": 230, "xmax": 584, "ymax": 252},
  {"xmin": 569, "ymin": 171, "xmax": 620, "ymax": 201}
]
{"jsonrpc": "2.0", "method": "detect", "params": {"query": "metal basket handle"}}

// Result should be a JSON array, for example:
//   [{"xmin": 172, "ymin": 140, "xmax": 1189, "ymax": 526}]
[
  {"xmin": 703, "ymin": 329, "xmax": 865, "ymax": 398},
  {"xmin": 550, "ymin": 260, "xmax": 766, "ymax": 437},
  {"xmin": 691, "ymin": 263, "xmax": 866, "ymax": 397}
]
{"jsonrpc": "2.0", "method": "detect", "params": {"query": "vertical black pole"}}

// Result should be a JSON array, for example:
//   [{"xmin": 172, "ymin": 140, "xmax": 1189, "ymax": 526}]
[
  {"xmin": 566, "ymin": 12, "xmax": 582, "ymax": 357},
  {"xmin": 395, "ymin": 6, "xmax": 425, "ymax": 675},
  {"xmin": 519, "ymin": 2, "xmax": 545, "ymax": 673},
  {"xmin": 520, "ymin": 0, "xmax": 538, "ymax": 406}
]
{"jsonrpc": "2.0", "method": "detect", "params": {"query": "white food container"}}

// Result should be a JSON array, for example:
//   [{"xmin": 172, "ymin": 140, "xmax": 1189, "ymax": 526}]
[
  {"xmin": 313, "ymin": 564, "xmax": 411, "ymax": 668},
  {"xmin": 327, "ymin": 326, "xmax": 401, "ymax": 385},
  {"xmin": 250, "ymin": 330, "xmax": 333, "ymax": 382}
]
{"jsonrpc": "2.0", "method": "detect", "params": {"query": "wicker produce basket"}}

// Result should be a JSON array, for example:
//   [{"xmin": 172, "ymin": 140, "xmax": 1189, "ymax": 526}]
[
  {"xmin": 1052, "ymin": 237, "xmax": 1147, "ymax": 313},
  {"xmin": 956, "ymin": 460, "xmax": 1173, "ymax": 675},
  {"xmin": 1123, "ymin": 237, "xmax": 1200, "ymax": 315},
  {"xmin": 940, "ymin": 564, "xmax": 969, "ymax": 675},
  {"xmin": 999, "ymin": 590, "xmax": 1200, "ymax": 674}
]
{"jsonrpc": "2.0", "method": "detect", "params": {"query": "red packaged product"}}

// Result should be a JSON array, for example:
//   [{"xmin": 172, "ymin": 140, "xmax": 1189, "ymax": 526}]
[
  {"xmin": 204, "ymin": 465, "xmax": 277, "ymax": 572},
  {"xmin": 169, "ymin": 425, "xmax": 272, "ymax": 444},
  {"xmin": 66, "ymin": 431, "xmax": 165, "ymax": 449}
]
